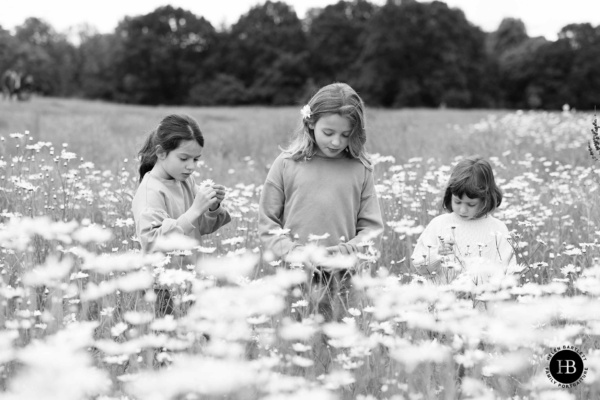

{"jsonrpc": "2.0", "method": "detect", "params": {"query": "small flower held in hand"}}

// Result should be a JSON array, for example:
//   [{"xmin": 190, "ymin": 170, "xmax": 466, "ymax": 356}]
[{"xmin": 200, "ymin": 178, "xmax": 215, "ymax": 187}]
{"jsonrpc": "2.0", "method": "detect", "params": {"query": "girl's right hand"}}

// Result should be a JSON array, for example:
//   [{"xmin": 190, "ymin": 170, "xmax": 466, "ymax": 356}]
[
  {"xmin": 438, "ymin": 237, "xmax": 455, "ymax": 256},
  {"xmin": 193, "ymin": 185, "xmax": 218, "ymax": 215}
]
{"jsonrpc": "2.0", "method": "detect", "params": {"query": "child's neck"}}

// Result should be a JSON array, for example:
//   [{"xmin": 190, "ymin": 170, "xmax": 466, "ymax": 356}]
[{"xmin": 150, "ymin": 164, "xmax": 173, "ymax": 180}]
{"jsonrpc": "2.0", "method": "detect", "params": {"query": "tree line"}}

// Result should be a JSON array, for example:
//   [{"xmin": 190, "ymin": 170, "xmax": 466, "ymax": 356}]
[{"xmin": 1, "ymin": 0, "xmax": 599, "ymax": 109}]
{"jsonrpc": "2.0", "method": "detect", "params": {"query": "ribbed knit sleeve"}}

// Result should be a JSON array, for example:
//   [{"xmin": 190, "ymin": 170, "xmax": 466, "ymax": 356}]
[
  {"xmin": 132, "ymin": 174, "xmax": 231, "ymax": 255},
  {"xmin": 132, "ymin": 188, "xmax": 196, "ymax": 253},
  {"xmin": 196, "ymin": 206, "xmax": 231, "ymax": 236}
]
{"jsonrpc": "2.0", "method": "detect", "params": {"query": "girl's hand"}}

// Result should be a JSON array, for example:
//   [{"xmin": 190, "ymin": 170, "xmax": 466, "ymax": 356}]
[
  {"xmin": 208, "ymin": 184, "xmax": 226, "ymax": 211},
  {"xmin": 438, "ymin": 237, "xmax": 455, "ymax": 256},
  {"xmin": 326, "ymin": 246, "xmax": 340, "ymax": 255},
  {"xmin": 193, "ymin": 185, "xmax": 218, "ymax": 214}
]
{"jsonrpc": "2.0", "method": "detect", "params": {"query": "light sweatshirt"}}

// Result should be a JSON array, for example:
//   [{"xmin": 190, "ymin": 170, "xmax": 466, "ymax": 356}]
[
  {"xmin": 132, "ymin": 172, "xmax": 231, "ymax": 265},
  {"xmin": 258, "ymin": 152, "xmax": 384, "ymax": 259},
  {"xmin": 411, "ymin": 212, "xmax": 516, "ymax": 281}
]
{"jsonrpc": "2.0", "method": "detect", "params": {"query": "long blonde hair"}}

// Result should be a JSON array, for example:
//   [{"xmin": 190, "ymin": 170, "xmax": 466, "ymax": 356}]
[{"xmin": 283, "ymin": 82, "xmax": 372, "ymax": 170}]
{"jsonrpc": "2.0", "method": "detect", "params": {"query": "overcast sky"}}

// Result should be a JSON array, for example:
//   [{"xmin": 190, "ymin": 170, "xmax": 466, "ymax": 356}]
[{"xmin": 0, "ymin": 0, "xmax": 598, "ymax": 41}]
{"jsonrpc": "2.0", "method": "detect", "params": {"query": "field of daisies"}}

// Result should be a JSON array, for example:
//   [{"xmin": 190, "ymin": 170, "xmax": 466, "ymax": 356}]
[{"xmin": 0, "ymin": 99, "xmax": 599, "ymax": 400}]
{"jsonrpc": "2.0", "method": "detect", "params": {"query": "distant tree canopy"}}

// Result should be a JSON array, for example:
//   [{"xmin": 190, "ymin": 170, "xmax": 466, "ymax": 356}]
[
  {"xmin": 113, "ymin": 5, "xmax": 217, "ymax": 104},
  {"xmin": 1, "ymin": 0, "xmax": 600, "ymax": 109},
  {"xmin": 354, "ymin": 1, "xmax": 492, "ymax": 107}
]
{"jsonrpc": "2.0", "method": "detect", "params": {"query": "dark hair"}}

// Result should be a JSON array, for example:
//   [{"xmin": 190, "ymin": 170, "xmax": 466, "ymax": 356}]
[
  {"xmin": 137, "ymin": 114, "xmax": 204, "ymax": 182},
  {"xmin": 283, "ymin": 82, "xmax": 371, "ymax": 169},
  {"xmin": 442, "ymin": 156, "xmax": 503, "ymax": 218}
]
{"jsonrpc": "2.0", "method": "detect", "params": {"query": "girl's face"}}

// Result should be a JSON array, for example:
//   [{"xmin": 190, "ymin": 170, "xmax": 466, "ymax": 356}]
[
  {"xmin": 311, "ymin": 113, "xmax": 352, "ymax": 158},
  {"xmin": 155, "ymin": 139, "xmax": 203, "ymax": 181},
  {"xmin": 451, "ymin": 193, "xmax": 482, "ymax": 220}
]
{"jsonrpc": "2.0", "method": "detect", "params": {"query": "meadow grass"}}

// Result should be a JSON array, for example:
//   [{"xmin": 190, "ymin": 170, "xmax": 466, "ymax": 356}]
[
  {"xmin": 0, "ymin": 97, "xmax": 599, "ymax": 400},
  {"xmin": 0, "ymin": 97, "xmax": 507, "ymax": 185}
]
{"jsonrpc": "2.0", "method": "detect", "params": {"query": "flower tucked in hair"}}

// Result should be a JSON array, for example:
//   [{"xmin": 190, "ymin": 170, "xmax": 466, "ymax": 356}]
[{"xmin": 300, "ymin": 105, "xmax": 311, "ymax": 120}]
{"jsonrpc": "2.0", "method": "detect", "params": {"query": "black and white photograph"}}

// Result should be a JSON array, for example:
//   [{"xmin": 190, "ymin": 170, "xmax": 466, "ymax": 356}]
[{"xmin": 1, "ymin": 1, "xmax": 599, "ymax": 399}]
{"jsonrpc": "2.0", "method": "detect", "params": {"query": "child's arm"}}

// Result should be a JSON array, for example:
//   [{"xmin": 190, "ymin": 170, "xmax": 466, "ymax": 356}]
[
  {"xmin": 195, "ymin": 184, "xmax": 231, "ymax": 235},
  {"xmin": 136, "ymin": 207, "xmax": 199, "ymax": 253},
  {"xmin": 258, "ymin": 180, "xmax": 299, "ymax": 259},
  {"xmin": 133, "ymin": 181, "xmax": 216, "ymax": 253},
  {"xmin": 336, "ymin": 169, "xmax": 384, "ymax": 255},
  {"xmin": 411, "ymin": 251, "xmax": 444, "ymax": 275},
  {"xmin": 410, "ymin": 220, "xmax": 445, "ymax": 275}
]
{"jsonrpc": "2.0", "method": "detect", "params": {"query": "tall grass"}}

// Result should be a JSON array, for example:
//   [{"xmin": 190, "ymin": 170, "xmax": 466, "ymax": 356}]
[
  {"xmin": 0, "ymin": 98, "xmax": 507, "ymax": 185},
  {"xmin": 0, "ymin": 98, "xmax": 599, "ymax": 399}
]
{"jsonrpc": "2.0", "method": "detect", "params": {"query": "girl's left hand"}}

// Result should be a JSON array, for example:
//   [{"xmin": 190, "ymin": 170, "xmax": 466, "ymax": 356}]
[{"xmin": 209, "ymin": 184, "xmax": 226, "ymax": 210}]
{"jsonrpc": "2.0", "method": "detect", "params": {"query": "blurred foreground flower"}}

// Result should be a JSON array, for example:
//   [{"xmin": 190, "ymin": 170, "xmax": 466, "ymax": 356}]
[
  {"xmin": 286, "ymin": 244, "xmax": 358, "ymax": 271},
  {"xmin": 197, "ymin": 253, "xmax": 258, "ymax": 283},
  {"xmin": 154, "ymin": 232, "xmax": 199, "ymax": 252},
  {"xmin": 23, "ymin": 255, "xmax": 73, "ymax": 288},
  {"xmin": 3, "ymin": 322, "xmax": 110, "ymax": 400},
  {"xmin": 125, "ymin": 356, "xmax": 256, "ymax": 400},
  {"xmin": 391, "ymin": 340, "xmax": 451, "ymax": 372},
  {"xmin": 481, "ymin": 350, "xmax": 532, "ymax": 376},
  {"xmin": 81, "ymin": 270, "xmax": 154, "ymax": 300},
  {"xmin": 264, "ymin": 388, "xmax": 335, "ymax": 400},
  {"xmin": 72, "ymin": 224, "xmax": 113, "ymax": 244}
]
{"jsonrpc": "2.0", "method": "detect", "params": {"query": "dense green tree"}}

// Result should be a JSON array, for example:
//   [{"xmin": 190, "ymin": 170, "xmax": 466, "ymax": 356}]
[
  {"xmin": 487, "ymin": 18, "xmax": 547, "ymax": 108},
  {"xmin": 495, "ymin": 36, "xmax": 547, "ymax": 108},
  {"xmin": 562, "ymin": 24, "xmax": 600, "ymax": 109},
  {"xmin": 113, "ymin": 5, "xmax": 217, "ymax": 104},
  {"xmin": 187, "ymin": 74, "xmax": 249, "ymax": 105},
  {"xmin": 4, "ymin": 1, "xmax": 598, "ymax": 109},
  {"xmin": 524, "ymin": 24, "xmax": 600, "ymax": 109},
  {"xmin": 76, "ymin": 27, "xmax": 121, "ymax": 100},
  {"xmin": 526, "ymin": 39, "xmax": 575, "ymax": 108},
  {"xmin": 249, "ymin": 51, "xmax": 310, "ymax": 104},
  {"xmin": 220, "ymin": 1, "xmax": 308, "ymax": 103},
  {"xmin": 498, "ymin": 23, "xmax": 600, "ymax": 109},
  {"xmin": 306, "ymin": 0, "xmax": 377, "ymax": 86},
  {"xmin": 0, "ymin": 26, "xmax": 20, "ymax": 74},
  {"xmin": 14, "ymin": 18, "xmax": 78, "ymax": 96},
  {"xmin": 487, "ymin": 18, "xmax": 529, "ymax": 55},
  {"xmin": 559, "ymin": 23, "xmax": 600, "ymax": 48},
  {"xmin": 356, "ymin": 1, "xmax": 494, "ymax": 107}
]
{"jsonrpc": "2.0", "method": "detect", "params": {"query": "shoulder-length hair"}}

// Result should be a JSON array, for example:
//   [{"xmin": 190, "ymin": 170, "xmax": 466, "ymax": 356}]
[
  {"xmin": 442, "ymin": 156, "xmax": 503, "ymax": 218},
  {"xmin": 282, "ymin": 82, "xmax": 372, "ymax": 170},
  {"xmin": 137, "ymin": 114, "xmax": 204, "ymax": 182}
]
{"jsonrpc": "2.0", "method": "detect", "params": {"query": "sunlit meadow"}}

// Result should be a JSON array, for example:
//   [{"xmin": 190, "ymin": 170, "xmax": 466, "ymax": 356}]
[{"xmin": 1, "ymin": 98, "xmax": 600, "ymax": 399}]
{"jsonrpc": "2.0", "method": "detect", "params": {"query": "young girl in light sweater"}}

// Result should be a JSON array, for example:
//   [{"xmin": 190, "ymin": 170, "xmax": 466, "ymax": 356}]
[
  {"xmin": 258, "ymin": 82, "xmax": 384, "ymax": 323},
  {"xmin": 411, "ymin": 156, "xmax": 516, "ymax": 285},
  {"xmin": 132, "ymin": 114, "xmax": 231, "ymax": 315}
]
